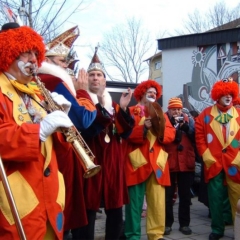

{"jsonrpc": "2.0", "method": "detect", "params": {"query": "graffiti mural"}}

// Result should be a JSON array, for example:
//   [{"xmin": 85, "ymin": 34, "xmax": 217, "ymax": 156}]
[{"xmin": 183, "ymin": 43, "xmax": 240, "ymax": 114}]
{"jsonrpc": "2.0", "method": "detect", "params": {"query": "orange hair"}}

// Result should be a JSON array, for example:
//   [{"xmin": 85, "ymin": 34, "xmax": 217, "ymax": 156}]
[
  {"xmin": 134, "ymin": 80, "xmax": 162, "ymax": 102},
  {"xmin": 0, "ymin": 26, "xmax": 45, "ymax": 72},
  {"xmin": 211, "ymin": 80, "xmax": 238, "ymax": 101}
]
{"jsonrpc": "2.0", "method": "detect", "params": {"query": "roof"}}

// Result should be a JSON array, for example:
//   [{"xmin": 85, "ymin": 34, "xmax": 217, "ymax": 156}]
[
  {"xmin": 207, "ymin": 17, "xmax": 240, "ymax": 32},
  {"xmin": 144, "ymin": 51, "xmax": 162, "ymax": 62},
  {"xmin": 157, "ymin": 27, "xmax": 240, "ymax": 50}
]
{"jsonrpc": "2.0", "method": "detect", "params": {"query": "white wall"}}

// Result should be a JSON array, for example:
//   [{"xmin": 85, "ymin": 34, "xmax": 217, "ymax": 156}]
[{"xmin": 161, "ymin": 46, "xmax": 197, "ymax": 111}]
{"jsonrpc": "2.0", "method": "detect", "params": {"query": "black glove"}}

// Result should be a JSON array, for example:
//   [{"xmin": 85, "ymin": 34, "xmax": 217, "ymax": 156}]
[
  {"xmin": 174, "ymin": 130, "xmax": 182, "ymax": 143},
  {"xmin": 180, "ymin": 122, "xmax": 189, "ymax": 133}
]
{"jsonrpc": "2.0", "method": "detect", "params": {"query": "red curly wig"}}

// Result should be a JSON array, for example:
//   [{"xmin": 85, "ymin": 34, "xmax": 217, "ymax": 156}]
[
  {"xmin": 0, "ymin": 26, "xmax": 45, "ymax": 72},
  {"xmin": 134, "ymin": 80, "xmax": 162, "ymax": 102},
  {"xmin": 233, "ymin": 97, "xmax": 240, "ymax": 106},
  {"xmin": 211, "ymin": 79, "xmax": 239, "ymax": 101}
]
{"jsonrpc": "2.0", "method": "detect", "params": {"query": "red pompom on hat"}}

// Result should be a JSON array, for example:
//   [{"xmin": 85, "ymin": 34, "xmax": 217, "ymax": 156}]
[
  {"xmin": 134, "ymin": 80, "xmax": 162, "ymax": 102},
  {"xmin": 211, "ymin": 78, "xmax": 239, "ymax": 101},
  {"xmin": 0, "ymin": 24, "xmax": 45, "ymax": 72},
  {"xmin": 168, "ymin": 97, "xmax": 183, "ymax": 109}
]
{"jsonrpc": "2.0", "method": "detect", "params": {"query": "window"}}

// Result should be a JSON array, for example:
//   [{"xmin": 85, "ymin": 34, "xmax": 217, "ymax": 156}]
[{"xmin": 155, "ymin": 61, "xmax": 161, "ymax": 70}]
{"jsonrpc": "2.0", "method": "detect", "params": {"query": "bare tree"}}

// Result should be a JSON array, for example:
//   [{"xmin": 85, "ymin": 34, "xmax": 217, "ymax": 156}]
[
  {"xmin": 181, "ymin": 1, "xmax": 240, "ymax": 34},
  {"xmin": 99, "ymin": 17, "xmax": 152, "ymax": 83},
  {"xmin": 1, "ymin": 0, "xmax": 91, "ymax": 42}
]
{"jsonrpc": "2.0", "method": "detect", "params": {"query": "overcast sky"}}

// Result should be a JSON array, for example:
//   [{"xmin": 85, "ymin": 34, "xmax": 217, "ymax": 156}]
[{"xmin": 67, "ymin": 0, "xmax": 239, "ymax": 77}]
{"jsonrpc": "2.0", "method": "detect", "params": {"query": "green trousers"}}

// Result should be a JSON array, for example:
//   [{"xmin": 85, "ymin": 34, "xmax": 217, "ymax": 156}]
[
  {"xmin": 125, "ymin": 173, "xmax": 165, "ymax": 240},
  {"xmin": 208, "ymin": 171, "xmax": 240, "ymax": 235}
]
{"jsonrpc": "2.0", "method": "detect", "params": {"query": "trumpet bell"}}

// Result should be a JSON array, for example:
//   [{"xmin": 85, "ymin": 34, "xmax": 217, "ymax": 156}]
[{"xmin": 84, "ymin": 165, "xmax": 101, "ymax": 178}]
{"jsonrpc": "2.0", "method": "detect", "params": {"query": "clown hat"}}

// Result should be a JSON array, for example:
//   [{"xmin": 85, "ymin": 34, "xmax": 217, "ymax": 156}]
[{"xmin": 45, "ymin": 25, "xmax": 80, "ymax": 57}]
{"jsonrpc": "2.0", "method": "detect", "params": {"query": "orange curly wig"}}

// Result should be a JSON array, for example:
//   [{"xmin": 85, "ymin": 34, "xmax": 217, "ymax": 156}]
[
  {"xmin": 134, "ymin": 80, "xmax": 162, "ymax": 102},
  {"xmin": 0, "ymin": 26, "xmax": 45, "ymax": 72},
  {"xmin": 211, "ymin": 80, "xmax": 239, "ymax": 101}
]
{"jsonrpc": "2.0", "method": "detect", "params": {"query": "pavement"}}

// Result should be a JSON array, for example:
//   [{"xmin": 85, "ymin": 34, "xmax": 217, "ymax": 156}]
[{"xmin": 94, "ymin": 197, "xmax": 234, "ymax": 240}]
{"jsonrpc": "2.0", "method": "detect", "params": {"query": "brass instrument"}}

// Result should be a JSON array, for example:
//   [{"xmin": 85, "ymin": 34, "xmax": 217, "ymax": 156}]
[
  {"xmin": 0, "ymin": 156, "xmax": 27, "ymax": 240},
  {"xmin": 33, "ymin": 73, "xmax": 101, "ymax": 178}
]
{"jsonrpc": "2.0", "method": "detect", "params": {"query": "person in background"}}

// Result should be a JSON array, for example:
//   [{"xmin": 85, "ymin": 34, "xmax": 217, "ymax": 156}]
[
  {"xmin": 164, "ymin": 97, "xmax": 195, "ymax": 236},
  {"xmin": 77, "ymin": 48, "xmax": 134, "ymax": 240},
  {"xmin": 0, "ymin": 22, "xmax": 74, "ymax": 239},
  {"xmin": 37, "ymin": 26, "xmax": 97, "ymax": 239},
  {"xmin": 124, "ymin": 80, "xmax": 175, "ymax": 240},
  {"xmin": 195, "ymin": 78, "xmax": 240, "ymax": 240}
]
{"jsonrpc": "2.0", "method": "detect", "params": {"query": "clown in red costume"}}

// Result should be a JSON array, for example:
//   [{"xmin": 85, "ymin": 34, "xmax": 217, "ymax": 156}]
[
  {"xmin": 0, "ymin": 23, "xmax": 75, "ymax": 239},
  {"xmin": 195, "ymin": 78, "xmax": 240, "ymax": 240},
  {"xmin": 124, "ymin": 80, "xmax": 175, "ymax": 240}
]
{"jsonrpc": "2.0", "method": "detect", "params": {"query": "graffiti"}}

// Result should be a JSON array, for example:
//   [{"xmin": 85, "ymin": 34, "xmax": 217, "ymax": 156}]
[{"xmin": 185, "ymin": 44, "xmax": 240, "ymax": 113}]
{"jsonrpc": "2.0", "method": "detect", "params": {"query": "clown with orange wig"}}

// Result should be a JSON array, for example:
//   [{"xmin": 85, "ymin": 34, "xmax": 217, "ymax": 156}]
[
  {"xmin": 0, "ymin": 23, "xmax": 76, "ymax": 239},
  {"xmin": 195, "ymin": 78, "xmax": 240, "ymax": 240},
  {"xmin": 124, "ymin": 80, "xmax": 175, "ymax": 240}
]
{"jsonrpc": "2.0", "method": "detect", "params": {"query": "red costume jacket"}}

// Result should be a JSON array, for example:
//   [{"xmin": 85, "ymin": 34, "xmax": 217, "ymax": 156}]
[
  {"xmin": 195, "ymin": 105, "xmax": 240, "ymax": 183},
  {"xmin": 80, "ymin": 90, "xmax": 134, "ymax": 210},
  {"xmin": 125, "ymin": 105, "xmax": 175, "ymax": 187},
  {"xmin": 0, "ymin": 73, "xmax": 65, "ymax": 240},
  {"xmin": 38, "ymin": 63, "xmax": 97, "ymax": 230}
]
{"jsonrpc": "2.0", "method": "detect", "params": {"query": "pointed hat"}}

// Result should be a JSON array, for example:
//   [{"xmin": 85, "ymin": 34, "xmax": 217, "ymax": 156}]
[
  {"xmin": 45, "ymin": 25, "xmax": 80, "ymax": 57},
  {"xmin": 87, "ymin": 46, "xmax": 105, "ymax": 76}
]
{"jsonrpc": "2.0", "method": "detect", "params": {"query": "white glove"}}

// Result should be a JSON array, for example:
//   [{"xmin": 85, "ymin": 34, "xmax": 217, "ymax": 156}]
[
  {"xmin": 51, "ymin": 92, "xmax": 71, "ymax": 114},
  {"xmin": 40, "ymin": 110, "xmax": 73, "ymax": 141}
]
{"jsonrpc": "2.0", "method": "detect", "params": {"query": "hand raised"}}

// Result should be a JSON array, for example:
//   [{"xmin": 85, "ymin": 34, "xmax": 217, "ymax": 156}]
[
  {"xmin": 120, "ymin": 88, "xmax": 132, "ymax": 111},
  {"xmin": 72, "ymin": 68, "xmax": 89, "ymax": 91}
]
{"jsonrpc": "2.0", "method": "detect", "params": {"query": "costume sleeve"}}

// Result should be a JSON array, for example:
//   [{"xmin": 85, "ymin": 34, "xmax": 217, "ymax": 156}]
[
  {"xmin": 41, "ymin": 76, "xmax": 97, "ymax": 131},
  {"xmin": 0, "ymin": 94, "xmax": 40, "ymax": 162}
]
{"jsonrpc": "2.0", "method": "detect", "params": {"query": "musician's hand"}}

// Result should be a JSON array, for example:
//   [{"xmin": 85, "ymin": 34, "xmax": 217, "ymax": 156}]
[
  {"xmin": 97, "ymin": 79, "xmax": 106, "ymax": 107},
  {"xmin": 51, "ymin": 92, "xmax": 71, "ymax": 114},
  {"xmin": 40, "ymin": 110, "xmax": 73, "ymax": 142},
  {"xmin": 144, "ymin": 117, "xmax": 152, "ymax": 130},
  {"xmin": 120, "ymin": 88, "xmax": 132, "ymax": 111},
  {"xmin": 73, "ymin": 68, "xmax": 89, "ymax": 91}
]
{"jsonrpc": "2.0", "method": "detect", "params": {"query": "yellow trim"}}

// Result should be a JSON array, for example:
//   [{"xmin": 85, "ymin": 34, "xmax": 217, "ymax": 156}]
[
  {"xmin": 156, "ymin": 149, "xmax": 168, "ymax": 171},
  {"xmin": 129, "ymin": 148, "xmax": 148, "ymax": 170},
  {"xmin": 0, "ymin": 171, "xmax": 39, "ymax": 225},
  {"xmin": 232, "ymin": 151, "xmax": 240, "ymax": 168},
  {"xmin": 202, "ymin": 148, "xmax": 216, "ymax": 168}
]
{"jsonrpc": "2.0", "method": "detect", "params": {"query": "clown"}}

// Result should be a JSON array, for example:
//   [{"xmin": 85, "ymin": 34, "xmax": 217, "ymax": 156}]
[
  {"xmin": 195, "ymin": 78, "xmax": 240, "ymax": 240},
  {"xmin": 0, "ymin": 23, "xmax": 74, "ymax": 239},
  {"xmin": 124, "ymin": 80, "xmax": 175, "ymax": 240}
]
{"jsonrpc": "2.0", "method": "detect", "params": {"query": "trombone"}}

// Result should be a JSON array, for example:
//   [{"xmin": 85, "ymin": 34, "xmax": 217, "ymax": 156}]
[{"xmin": 0, "ymin": 156, "xmax": 26, "ymax": 240}]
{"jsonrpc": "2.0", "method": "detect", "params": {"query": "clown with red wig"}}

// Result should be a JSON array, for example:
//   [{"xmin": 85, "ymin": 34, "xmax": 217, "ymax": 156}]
[
  {"xmin": 195, "ymin": 78, "xmax": 240, "ymax": 240},
  {"xmin": 0, "ymin": 23, "xmax": 77, "ymax": 239},
  {"xmin": 124, "ymin": 80, "xmax": 175, "ymax": 240}
]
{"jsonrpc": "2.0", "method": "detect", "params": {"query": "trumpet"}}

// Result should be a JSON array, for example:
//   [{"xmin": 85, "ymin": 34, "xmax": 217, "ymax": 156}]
[{"xmin": 32, "ymin": 72, "xmax": 101, "ymax": 178}]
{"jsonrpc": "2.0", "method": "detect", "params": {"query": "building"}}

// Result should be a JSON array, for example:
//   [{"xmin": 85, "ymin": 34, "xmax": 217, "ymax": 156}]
[
  {"xmin": 156, "ymin": 21, "xmax": 240, "ymax": 112},
  {"xmin": 144, "ymin": 51, "xmax": 162, "ymax": 86}
]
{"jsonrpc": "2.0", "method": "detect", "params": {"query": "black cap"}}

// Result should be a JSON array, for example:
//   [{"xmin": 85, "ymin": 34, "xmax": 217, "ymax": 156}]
[{"xmin": 1, "ymin": 22, "xmax": 20, "ymax": 31}]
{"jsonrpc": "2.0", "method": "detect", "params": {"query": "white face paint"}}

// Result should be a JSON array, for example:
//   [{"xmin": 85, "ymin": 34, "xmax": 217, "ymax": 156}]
[
  {"xmin": 17, "ymin": 60, "xmax": 36, "ymax": 76},
  {"xmin": 145, "ymin": 87, "xmax": 157, "ymax": 102},
  {"xmin": 219, "ymin": 95, "xmax": 232, "ymax": 106}
]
